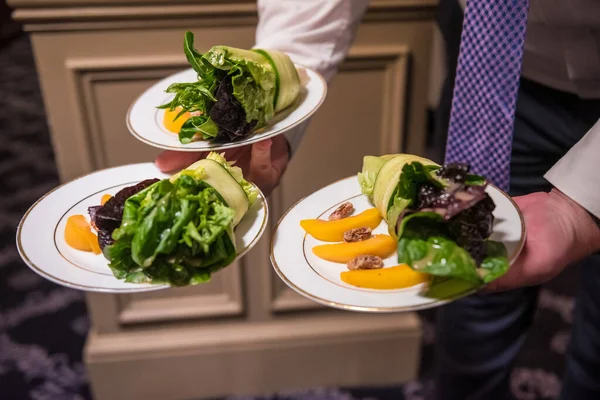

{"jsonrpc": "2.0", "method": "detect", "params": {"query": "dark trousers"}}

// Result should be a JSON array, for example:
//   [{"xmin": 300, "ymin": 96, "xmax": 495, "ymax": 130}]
[{"xmin": 432, "ymin": 2, "xmax": 600, "ymax": 399}]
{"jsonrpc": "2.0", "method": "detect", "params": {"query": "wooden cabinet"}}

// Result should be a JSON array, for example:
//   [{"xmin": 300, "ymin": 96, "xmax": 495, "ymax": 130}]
[{"xmin": 10, "ymin": 1, "xmax": 438, "ymax": 399}]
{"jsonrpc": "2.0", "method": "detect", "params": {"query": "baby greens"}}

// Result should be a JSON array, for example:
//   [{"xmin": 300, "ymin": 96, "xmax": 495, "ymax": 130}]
[
  {"xmin": 103, "ymin": 173, "xmax": 237, "ymax": 286},
  {"xmin": 89, "ymin": 152, "xmax": 254, "ymax": 286},
  {"xmin": 359, "ymin": 155, "xmax": 510, "ymax": 299},
  {"xmin": 158, "ymin": 31, "xmax": 299, "ymax": 144}
]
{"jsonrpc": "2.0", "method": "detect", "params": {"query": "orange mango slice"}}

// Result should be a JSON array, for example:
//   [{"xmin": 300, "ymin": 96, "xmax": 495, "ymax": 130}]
[
  {"xmin": 163, "ymin": 106, "xmax": 192, "ymax": 134},
  {"xmin": 64, "ymin": 215, "xmax": 101, "ymax": 255},
  {"xmin": 101, "ymin": 194, "xmax": 112, "ymax": 205},
  {"xmin": 312, "ymin": 234, "xmax": 396, "ymax": 263},
  {"xmin": 340, "ymin": 264, "xmax": 430, "ymax": 290},
  {"xmin": 300, "ymin": 208, "xmax": 382, "ymax": 242}
]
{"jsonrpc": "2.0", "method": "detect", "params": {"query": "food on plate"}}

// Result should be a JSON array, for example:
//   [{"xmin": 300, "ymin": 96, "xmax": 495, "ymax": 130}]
[
  {"xmin": 343, "ymin": 227, "xmax": 372, "ymax": 242},
  {"xmin": 358, "ymin": 153, "xmax": 510, "ymax": 297},
  {"xmin": 328, "ymin": 201, "xmax": 354, "ymax": 220},
  {"xmin": 158, "ymin": 31, "xmax": 301, "ymax": 144},
  {"xmin": 312, "ymin": 234, "xmax": 396, "ymax": 263},
  {"xmin": 346, "ymin": 255, "xmax": 384, "ymax": 270},
  {"xmin": 300, "ymin": 208, "xmax": 382, "ymax": 242},
  {"xmin": 65, "ymin": 152, "xmax": 257, "ymax": 286},
  {"xmin": 163, "ymin": 106, "xmax": 193, "ymax": 134},
  {"xmin": 100, "ymin": 194, "xmax": 112, "ymax": 205},
  {"xmin": 64, "ymin": 215, "xmax": 101, "ymax": 255},
  {"xmin": 340, "ymin": 264, "xmax": 430, "ymax": 290}
]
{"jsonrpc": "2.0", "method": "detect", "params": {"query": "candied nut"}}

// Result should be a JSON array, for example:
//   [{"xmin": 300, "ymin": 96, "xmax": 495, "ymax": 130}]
[
  {"xmin": 328, "ymin": 202, "xmax": 354, "ymax": 221},
  {"xmin": 343, "ymin": 227, "xmax": 372, "ymax": 242},
  {"xmin": 347, "ymin": 255, "xmax": 383, "ymax": 271}
]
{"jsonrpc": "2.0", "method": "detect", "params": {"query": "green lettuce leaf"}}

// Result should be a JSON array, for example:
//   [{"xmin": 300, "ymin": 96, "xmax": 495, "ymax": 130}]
[
  {"xmin": 358, "ymin": 156, "xmax": 388, "ymax": 196},
  {"xmin": 104, "ymin": 173, "xmax": 237, "ymax": 286},
  {"xmin": 396, "ymin": 212, "xmax": 510, "ymax": 299},
  {"xmin": 206, "ymin": 152, "xmax": 258, "ymax": 204},
  {"xmin": 179, "ymin": 116, "xmax": 219, "ymax": 143}
]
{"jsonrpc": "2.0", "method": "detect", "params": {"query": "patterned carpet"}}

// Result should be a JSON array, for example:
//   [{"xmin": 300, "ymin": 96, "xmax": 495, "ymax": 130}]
[{"xmin": 0, "ymin": 33, "xmax": 579, "ymax": 400}]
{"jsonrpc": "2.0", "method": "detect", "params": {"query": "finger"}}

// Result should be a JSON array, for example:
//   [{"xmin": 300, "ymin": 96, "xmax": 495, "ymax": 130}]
[
  {"xmin": 270, "ymin": 135, "xmax": 290, "ymax": 176},
  {"xmin": 249, "ymin": 139, "xmax": 273, "ymax": 180},
  {"xmin": 155, "ymin": 151, "xmax": 205, "ymax": 172}
]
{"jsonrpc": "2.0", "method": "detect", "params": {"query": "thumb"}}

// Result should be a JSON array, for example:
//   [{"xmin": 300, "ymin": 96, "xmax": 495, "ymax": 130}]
[{"xmin": 155, "ymin": 151, "xmax": 204, "ymax": 173}]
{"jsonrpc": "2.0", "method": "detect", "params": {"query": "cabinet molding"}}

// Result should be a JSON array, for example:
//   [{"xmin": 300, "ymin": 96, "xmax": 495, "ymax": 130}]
[
  {"xmin": 66, "ymin": 55, "xmax": 187, "ymax": 170},
  {"xmin": 85, "ymin": 312, "xmax": 422, "ymax": 400}
]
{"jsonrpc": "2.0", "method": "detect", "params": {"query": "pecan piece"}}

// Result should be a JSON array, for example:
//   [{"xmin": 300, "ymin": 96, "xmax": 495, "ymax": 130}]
[
  {"xmin": 343, "ymin": 227, "xmax": 372, "ymax": 242},
  {"xmin": 347, "ymin": 255, "xmax": 383, "ymax": 271},
  {"xmin": 328, "ymin": 202, "xmax": 354, "ymax": 221}
]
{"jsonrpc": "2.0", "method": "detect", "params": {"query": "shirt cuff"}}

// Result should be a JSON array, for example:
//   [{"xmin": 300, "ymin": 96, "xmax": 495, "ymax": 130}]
[{"xmin": 544, "ymin": 118, "xmax": 600, "ymax": 219}]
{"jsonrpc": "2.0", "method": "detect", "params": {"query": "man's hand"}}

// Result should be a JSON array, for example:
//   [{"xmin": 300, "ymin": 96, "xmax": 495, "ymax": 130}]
[
  {"xmin": 155, "ymin": 135, "xmax": 290, "ymax": 197},
  {"xmin": 487, "ymin": 189, "xmax": 600, "ymax": 292}
]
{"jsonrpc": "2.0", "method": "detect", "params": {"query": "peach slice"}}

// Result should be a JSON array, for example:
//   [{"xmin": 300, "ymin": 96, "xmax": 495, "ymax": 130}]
[
  {"xmin": 340, "ymin": 264, "xmax": 430, "ymax": 290},
  {"xmin": 64, "ymin": 215, "xmax": 101, "ymax": 255},
  {"xmin": 312, "ymin": 234, "xmax": 396, "ymax": 263},
  {"xmin": 300, "ymin": 208, "xmax": 382, "ymax": 242},
  {"xmin": 101, "ymin": 194, "xmax": 112, "ymax": 205},
  {"xmin": 163, "ymin": 106, "xmax": 192, "ymax": 134}
]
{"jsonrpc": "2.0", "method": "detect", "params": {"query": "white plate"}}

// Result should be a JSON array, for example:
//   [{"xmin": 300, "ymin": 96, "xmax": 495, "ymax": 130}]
[
  {"xmin": 126, "ymin": 65, "xmax": 327, "ymax": 152},
  {"xmin": 270, "ymin": 176, "xmax": 526, "ymax": 313},
  {"xmin": 16, "ymin": 163, "xmax": 268, "ymax": 293}
]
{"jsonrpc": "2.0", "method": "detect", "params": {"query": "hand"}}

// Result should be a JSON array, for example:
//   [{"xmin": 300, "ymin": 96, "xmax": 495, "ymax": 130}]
[
  {"xmin": 486, "ymin": 189, "xmax": 600, "ymax": 292},
  {"xmin": 154, "ymin": 135, "xmax": 290, "ymax": 197}
]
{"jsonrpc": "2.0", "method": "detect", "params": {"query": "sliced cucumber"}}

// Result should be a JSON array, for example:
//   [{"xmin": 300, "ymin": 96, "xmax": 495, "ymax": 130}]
[
  {"xmin": 206, "ymin": 45, "xmax": 272, "ymax": 70},
  {"xmin": 253, "ymin": 48, "xmax": 300, "ymax": 112},
  {"xmin": 372, "ymin": 154, "xmax": 438, "ymax": 218},
  {"xmin": 372, "ymin": 155, "xmax": 406, "ymax": 217},
  {"xmin": 172, "ymin": 159, "xmax": 249, "ymax": 227},
  {"xmin": 386, "ymin": 196, "xmax": 411, "ymax": 238}
]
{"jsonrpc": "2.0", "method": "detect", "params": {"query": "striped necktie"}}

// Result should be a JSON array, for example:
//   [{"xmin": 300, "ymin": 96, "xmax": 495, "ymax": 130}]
[{"xmin": 444, "ymin": 0, "xmax": 530, "ymax": 191}]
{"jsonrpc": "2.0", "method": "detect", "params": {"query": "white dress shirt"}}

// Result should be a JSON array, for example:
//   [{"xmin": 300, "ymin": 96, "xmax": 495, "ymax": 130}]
[{"xmin": 254, "ymin": 0, "xmax": 600, "ymax": 219}]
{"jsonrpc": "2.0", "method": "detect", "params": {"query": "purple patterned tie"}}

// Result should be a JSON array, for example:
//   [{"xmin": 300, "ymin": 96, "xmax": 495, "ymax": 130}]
[{"xmin": 444, "ymin": 0, "xmax": 530, "ymax": 191}]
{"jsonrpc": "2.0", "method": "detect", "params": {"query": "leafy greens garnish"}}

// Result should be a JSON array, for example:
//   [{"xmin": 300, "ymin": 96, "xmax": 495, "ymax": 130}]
[
  {"xmin": 88, "ymin": 178, "xmax": 160, "ymax": 250},
  {"xmin": 391, "ymin": 161, "xmax": 509, "ymax": 298},
  {"xmin": 101, "ymin": 174, "xmax": 237, "ymax": 286},
  {"xmin": 157, "ymin": 31, "xmax": 276, "ymax": 144}
]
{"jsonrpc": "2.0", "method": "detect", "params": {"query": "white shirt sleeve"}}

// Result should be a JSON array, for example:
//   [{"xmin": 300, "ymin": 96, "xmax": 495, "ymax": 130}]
[
  {"xmin": 254, "ymin": 0, "xmax": 369, "ymax": 156},
  {"xmin": 544, "ymin": 118, "xmax": 600, "ymax": 218}
]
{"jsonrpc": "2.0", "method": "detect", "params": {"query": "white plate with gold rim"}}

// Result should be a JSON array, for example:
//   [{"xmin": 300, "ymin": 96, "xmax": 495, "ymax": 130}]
[
  {"xmin": 126, "ymin": 65, "xmax": 327, "ymax": 152},
  {"xmin": 270, "ymin": 176, "xmax": 525, "ymax": 313},
  {"xmin": 16, "ymin": 163, "xmax": 268, "ymax": 293}
]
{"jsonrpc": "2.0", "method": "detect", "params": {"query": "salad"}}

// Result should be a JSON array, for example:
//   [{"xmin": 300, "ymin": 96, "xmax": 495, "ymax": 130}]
[
  {"xmin": 358, "ymin": 153, "xmax": 509, "ymax": 297},
  {"xmin": 158, "ymin": 31, "xmax": 301, "ymax": 144},
  {"xmin": 65, "ymin": 153, "xmax": 257, "ymax": 286}
]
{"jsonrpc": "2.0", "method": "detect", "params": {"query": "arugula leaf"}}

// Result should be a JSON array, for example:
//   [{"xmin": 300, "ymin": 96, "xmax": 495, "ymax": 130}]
[
  {"xmin": 183, "ymin": 30, "xmax": 213, "ymax": 80},
  {"xmin": 179, "ymin": 116, "xmax": 220, "ymax": 143}
]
